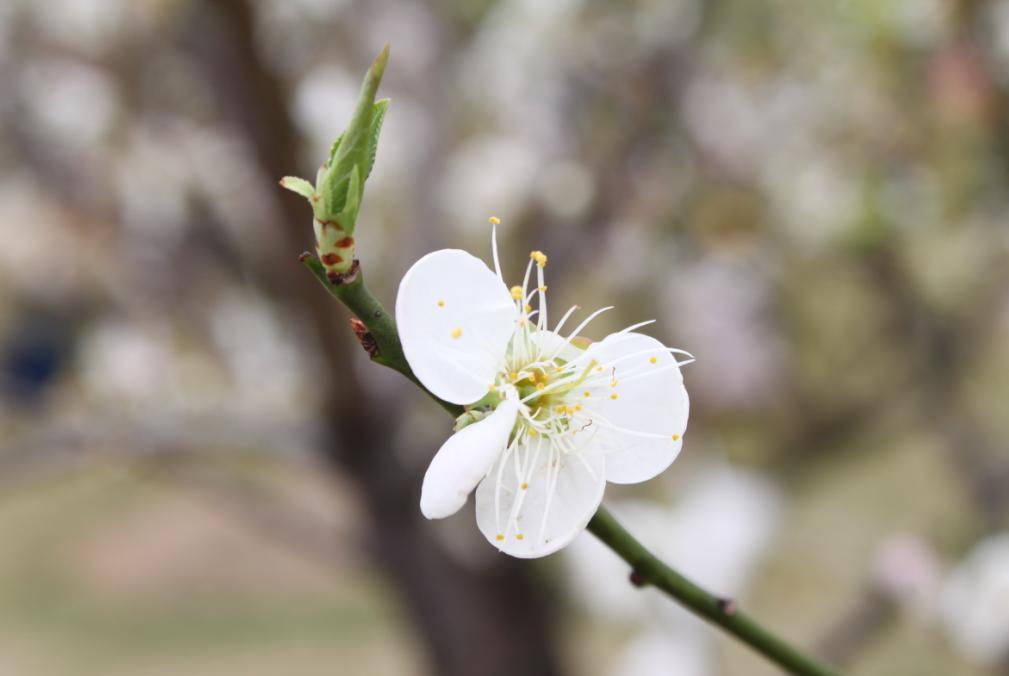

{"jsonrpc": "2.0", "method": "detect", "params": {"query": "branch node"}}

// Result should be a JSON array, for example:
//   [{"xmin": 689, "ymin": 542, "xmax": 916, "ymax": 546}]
[
  {"xmin": 327, "ymin": 258, "xmax": 361, "ymax": 285},
  {"xmin": 629, "ymin": 570, "xmax": 647, "ymax": 588},
  {"xmin": 717, "ymin": 597, "xmax": 738, "ymax": 616},
  {"xmin": 350, "ymin": 317, "xmax": 379, "ymax": 358}
]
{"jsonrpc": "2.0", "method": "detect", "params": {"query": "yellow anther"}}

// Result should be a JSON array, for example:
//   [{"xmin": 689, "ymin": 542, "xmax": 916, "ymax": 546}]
[
  {"xmin": 451, "ymin": 327, "xmax": 463, "ymax": 339},
  {"xmin": 538, "ymin": 285, "xmax": 547, "ymax": 292},
  {"xmin": 524, "ymin": 303, "xmax": 532, "ymax": 313},
  {"xmin": 489, "ymin": 216, "xmax": 501, "ymax": 225},
  {"xmin": 610, "ymin": 393, "xmax": 618, "ymax": 400},
  {"xmin": 556, "ymin": 405, "xmax": 565, "ymax": 413},
  {"xmin": 516, "ymin": 533, "xmax": 525, "ymax": 541},
  {"xmin": 672, "ymin": 433, "xmax": 680, "ymax": 441},
  {"xmin": 649, "ymin": 356, "xmax": 657, "ymax": 364},
  {"xmin": 437, "ymin": 299, "xmax": 445, "ymax": 308},
  {"xmin": 528, "ymin": 428, "xmax": 538, "ymax": 437},
  {"xmin": 574, "ymin": 404, "xmax": 582, "ymax": 411},
  {"xmin": 510, "ymin": 286, "xmax": 523, "ymax": 300},
  {"xmin": 530, "ymin": 250, "xmax": 548, "ymax": 268},
  {"xmin": 536, "ymin": 382, "xmax": 545, "ymax": 390},
  {"xmin": 520, "ymin": 482, "xmax": 529, "ymax": 490},
  {"xmin": 583, "ymin": 390, "xmax": 591, "ymax": 397},
  {"xmin": 611, "ymin": 380, "xmax": 618, "ymax": 387},
  {"xmin": 495, "ymin": 533, "xmax": 505, "ymax": 541},
  {"xmin": 510, "ymin": 372, "xmax": 518, "ymax": 381}
]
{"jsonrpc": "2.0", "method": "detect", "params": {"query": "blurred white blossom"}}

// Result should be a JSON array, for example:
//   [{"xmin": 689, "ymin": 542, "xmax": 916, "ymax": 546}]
[
  {"xmin": 208, "ymin": 289, "xmax": 313, "ymax": 421},
  {"xmin": 940, "ymin": 533, "xmax": 1009, "ymax": 666},
  {"xmin": 30, "ymin": 0, "xmax": 127, "ymax": 54},
  {"xmin": 79, "ymin": 319, "xmax": 219, "ymax": 413},
  {"xmin": 438, "ymin": 135, "xmax": 541, "ymax": 230},
  {"xmin": 19, "ymin": 59, "xmax": 120, "ymax": 149},
  {"xmin": 613, "ymin": 630, "xmax": 710, "ymax": 676},
  {"xmin": 664, "ymin": 260, "xmax": 784, "ymax": 410},
  {"xmin": 566, "ymin": 467, "xmax": 782, "ymax": 673},
  {"xmin": 293, "ymin": 65, "xmax": 359, "ymax": 155},
  {"xmin": 871, "ymin": 533, "xmax": 941, "ymax": 616}
]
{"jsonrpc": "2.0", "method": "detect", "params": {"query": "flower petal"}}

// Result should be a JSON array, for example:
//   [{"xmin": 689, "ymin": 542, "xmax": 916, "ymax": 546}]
[
  {"xmin": 475, "ymin": 439, "xmax": 606, "ymax": 558},
  {"xmin": 420, "ymin": 398, "xmax": 519, "ymax": 519},
  {"xmin": 580, "ymin": 332, "xmax": 689, "ymax": 484},
  {"xmin": 397, "ymin": 249, "xmax": 519, "ymax": 405}
]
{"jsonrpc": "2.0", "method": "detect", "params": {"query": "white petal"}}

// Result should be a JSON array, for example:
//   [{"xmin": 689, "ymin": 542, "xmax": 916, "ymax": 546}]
[
  {"xmin": 581, "ymin": 332, "xmax": 689, "ymax": 484},
  {"xmin": 420, "ymin": 398, "xmax": 519, "ymax": 519},
  {"xmin": 396, "ymin": 249, "xmax": 519, "ymax": 405},
  {"xmin": 475, "ymin": 439, "xmax": 606, "ymax": 558}
]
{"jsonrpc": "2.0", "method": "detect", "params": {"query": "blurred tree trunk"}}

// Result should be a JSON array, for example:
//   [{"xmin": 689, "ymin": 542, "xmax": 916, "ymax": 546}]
[{"xmin": 175, "ymin": 2, "xmax": 563, "ymax": 675}]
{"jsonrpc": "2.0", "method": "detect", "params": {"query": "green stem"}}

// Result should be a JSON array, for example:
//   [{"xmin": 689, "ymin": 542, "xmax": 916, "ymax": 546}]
[
  {"xmin": 301, "ymin": 255, "xmax": 463, "ymax": 418},
  {"xmin": 302, "ymin": 255, "xmax": 840, "ymax": 676}
]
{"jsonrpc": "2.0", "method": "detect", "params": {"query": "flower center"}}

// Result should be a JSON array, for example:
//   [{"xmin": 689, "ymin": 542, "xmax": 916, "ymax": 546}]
[{"xmin": 493, "ymin": 346, "xmax": 599, "ymax": 444}]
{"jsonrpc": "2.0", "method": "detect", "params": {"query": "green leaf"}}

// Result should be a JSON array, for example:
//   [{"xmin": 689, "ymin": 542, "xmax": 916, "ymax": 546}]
[
  {"xmin": 279, "ymin": 176, "xmax": 316, "ymax": 201},
  {"xmin": 453, "ymin": 409, "xmax": 489, "ymax": 432},
  {"xmin": 316, "ymin": 44, "xmax": 389, "ymax": 227},
  {"xmin": 326, "ymin": 132, "xmax": 345, "ymax": 168},
  {"xmin": 366, "ymin": 99, "xmax": 389, "ymax": 179},
  {"xmin": 326, "ymin": 46, "xmax": 388, "ymax": 188},
  {"xmin": 341, "ymin": 165, "xmax": 362, "ymax": 233},
  {"xmin": 321, "ymin": 174, "xmax": 349, "ymax": 218}
]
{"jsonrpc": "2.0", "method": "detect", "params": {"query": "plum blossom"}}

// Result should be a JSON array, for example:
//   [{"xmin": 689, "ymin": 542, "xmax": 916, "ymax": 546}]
[{"xmin": 395, "ymin": 222, "xmax": 691, "ymax": 557}]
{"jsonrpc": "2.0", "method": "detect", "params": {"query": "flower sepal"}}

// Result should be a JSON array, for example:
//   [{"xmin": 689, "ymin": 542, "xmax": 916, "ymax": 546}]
[
  {"xmin": 453, "ymin": 388, "xmax": 506, "ymax": 430},
  {"xmin": 453, "ymin": 408, "xmax": 489, "ymax": 432}
]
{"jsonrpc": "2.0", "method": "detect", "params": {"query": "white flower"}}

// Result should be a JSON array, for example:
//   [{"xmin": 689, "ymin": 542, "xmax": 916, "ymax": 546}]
[
  {"xmin": 395, "ymin": 224, "xmax": 691, "ymax": 557},
  {"xmin": 940, "ymin": 532, "xmax": 1009, "ymax": 666}
]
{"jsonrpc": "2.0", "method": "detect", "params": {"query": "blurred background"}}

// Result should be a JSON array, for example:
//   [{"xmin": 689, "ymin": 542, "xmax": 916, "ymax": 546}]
[{"xmin": 1, "ymin": 0, "xmax": 1008, "ymax": 674}]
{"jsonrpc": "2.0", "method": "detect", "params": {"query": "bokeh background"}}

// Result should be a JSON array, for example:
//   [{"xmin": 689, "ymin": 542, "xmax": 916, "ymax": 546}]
[{"xmin": 1, "ymin": 0, "xmax": 1008, "ymax": 674}]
